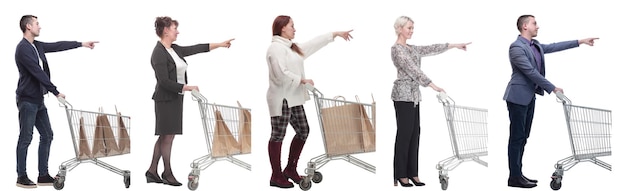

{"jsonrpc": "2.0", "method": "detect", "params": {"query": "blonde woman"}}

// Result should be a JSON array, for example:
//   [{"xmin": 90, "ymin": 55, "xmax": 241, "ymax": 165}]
[{"xmin": 390, "ymin": 15, "xmax": 470, "ymax": 187}]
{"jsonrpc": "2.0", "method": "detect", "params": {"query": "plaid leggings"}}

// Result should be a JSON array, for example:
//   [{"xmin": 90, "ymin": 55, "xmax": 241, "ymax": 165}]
[{"xmin": 270, "ymin": 99, "xmax": 310, "ymax": 142}]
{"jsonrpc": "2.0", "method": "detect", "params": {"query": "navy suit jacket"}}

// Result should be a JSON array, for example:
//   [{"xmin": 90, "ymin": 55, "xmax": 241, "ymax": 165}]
[{"xmin": 503, "ymin": 35, "xmax": 579, "ymax": 105}]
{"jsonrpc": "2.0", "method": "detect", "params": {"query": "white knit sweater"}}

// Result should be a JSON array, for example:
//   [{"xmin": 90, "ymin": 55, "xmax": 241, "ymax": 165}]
[{"xmin": 265, "ymin": 33, "xmax": 335, "ymax": 117}]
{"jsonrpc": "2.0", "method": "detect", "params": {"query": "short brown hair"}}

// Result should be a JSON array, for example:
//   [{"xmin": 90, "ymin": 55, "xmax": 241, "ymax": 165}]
[
  {"xmin": 155, "ymin": 16, "xmax": 179, "ymax": 38},
  {"xmin": 20, "ymin": 15, "xmax": 37, "ymax": 33},
  {"xmin": 517, "ymin": 15, "xmax": 534, "ymax": 32}
]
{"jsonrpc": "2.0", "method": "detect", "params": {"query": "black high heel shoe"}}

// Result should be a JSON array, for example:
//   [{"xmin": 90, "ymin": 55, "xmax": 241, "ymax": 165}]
[
  {"xmin": 145, "ymin": 171, "xmax": 163, "ymax": 183},
  {"xmin": 161, "ymin": 172, "xmax": 182, "ymax": 186},
  {"xmin": 408, "ymin": 177, "xmax": 425, "ymax": 186},
  {"xmin": 394, "ymin": 178, "xmax": 413, "ymax": 187}
]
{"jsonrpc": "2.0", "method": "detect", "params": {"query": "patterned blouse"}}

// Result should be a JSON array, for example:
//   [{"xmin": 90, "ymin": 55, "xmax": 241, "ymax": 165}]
[{"xmin": 391, "ymin": 43, "xmax": 449, "ymax": 105}]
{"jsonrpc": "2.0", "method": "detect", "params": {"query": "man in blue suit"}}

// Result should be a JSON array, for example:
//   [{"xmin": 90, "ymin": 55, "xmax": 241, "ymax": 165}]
[{"xmin": 503, "ymin": 14, "xmax": 598, "ymax": 188}]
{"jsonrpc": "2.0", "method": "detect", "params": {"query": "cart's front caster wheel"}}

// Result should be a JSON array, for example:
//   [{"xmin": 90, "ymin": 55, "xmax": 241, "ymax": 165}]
[
  {"xmin": 550, "ymin": 179, "xmax": 562, "ymax": 190},
  {"xmin": 188, "ymin": 175, "xmax": 199, "ymax": 190},
  {"xmin": 550, "ymin": 172, "xmax": 562, "ymax": 190},
  {"xmin": 439, "ymin": 175, "xmax": 449, "ymax": 190},
  {"xmin": 312, "ymin": 171, "xmax": 323, "ymax": 183},
  {"xmin": 124, "ymin": 175, "xmax": 130, "ymax": 188},
  {"xmin": 53, "ymin": 176, "xmax": 65, "ymax": 190},
  {"xmin": 299, "ymin": 179, "xmax": 312, "ymax": 191}
]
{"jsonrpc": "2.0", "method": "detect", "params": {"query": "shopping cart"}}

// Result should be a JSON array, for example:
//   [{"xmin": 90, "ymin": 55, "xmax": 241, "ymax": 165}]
[
  {"xmin": 549, "ymin": 92, "xmax": 611, "ymax": 190},
  {"xmin": 53, "ymin": 97, "xmax": 131, "ymax": 190},
  {"xmin": 435, "ymin": 92, "xmax": 488, "ymax": 190},
  {"xmin": 187, "ymin": 90, "xmax": 252, "ymax": 190},
  {"xmin": 299, "ymin": 84, "xmax": 376, "ymax": 191}
]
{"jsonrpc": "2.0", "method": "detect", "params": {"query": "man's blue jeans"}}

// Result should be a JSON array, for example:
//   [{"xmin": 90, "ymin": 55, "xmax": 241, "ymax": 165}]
[{"xmin": 16, "ymin": 100, "xmax": 54, "ymax": 177}]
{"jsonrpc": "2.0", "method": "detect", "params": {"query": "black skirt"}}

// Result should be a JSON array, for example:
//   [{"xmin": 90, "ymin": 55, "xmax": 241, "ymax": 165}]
[{"xmin": 154, "ymin": 95, "xmax": 184, "ymax": 135}]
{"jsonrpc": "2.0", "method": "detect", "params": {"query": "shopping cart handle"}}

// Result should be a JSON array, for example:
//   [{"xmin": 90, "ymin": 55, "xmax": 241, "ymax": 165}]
[
  {"xmin": 304, "ymin": 83, "xmax": 323, "ymax": 97},
  {"xmin": 57, "ymin": 97, "xmax": 72, "ymax": 108},
  {"xmin": 436, "ymin": 92, "xmax": 454, "ymax": 105},
  {"xmin": 190, "ymin": 89, "xmax": 207, "ymax": 103},
  {"xmin": 437, "ymin": 92, "xmax": 448, "ymax": 100},
  {"xmin": 304, "ymin": 83, "xmax": 315, "ymax": 91},
  {"xmin": 555, "ymin": 91, "xmax": 571, "ymax": 104}
]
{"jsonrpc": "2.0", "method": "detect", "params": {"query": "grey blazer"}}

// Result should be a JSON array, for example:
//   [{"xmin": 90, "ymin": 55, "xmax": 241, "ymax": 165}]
[
  {"xmin": 503, "ymin": 35, "xmax": 578, "ymax": 105},
  {"xmin": 151, "ymin": 41, "xmax": 210, "ymax": 101}
]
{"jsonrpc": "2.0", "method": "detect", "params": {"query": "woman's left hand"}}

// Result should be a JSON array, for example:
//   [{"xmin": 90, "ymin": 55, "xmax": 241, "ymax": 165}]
[{"xmin": 333, "ymin": 30, "xmax": 354, "ymax": 41}]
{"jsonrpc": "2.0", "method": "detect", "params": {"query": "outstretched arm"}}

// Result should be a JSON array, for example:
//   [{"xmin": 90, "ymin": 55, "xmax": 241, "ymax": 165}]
[
  {"xmin": 298, "ymin": 30, "xmax": 353, "ymax": 59},
  {"xmin": 209, "ymin": 38, "xmax": 235, "ymax": 50},
  {"xmin": 412, "ymin": 42, "xmax": 470, "ymax": 57},
  {"xmin": 176, "ymin": 38, "xmax": 235, "ymax": 57}
]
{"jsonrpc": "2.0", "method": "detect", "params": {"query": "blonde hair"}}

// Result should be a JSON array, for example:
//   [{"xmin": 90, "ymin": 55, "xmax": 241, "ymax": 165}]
[{"xmin": 394, "ymin": 16, "xmax": 413, "ymax": 36}]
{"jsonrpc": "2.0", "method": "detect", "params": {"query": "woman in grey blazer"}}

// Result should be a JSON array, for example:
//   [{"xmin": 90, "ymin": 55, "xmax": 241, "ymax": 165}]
[{"xmin": 146, "ymin": 16, "xmax": 234, "ymax": 187}]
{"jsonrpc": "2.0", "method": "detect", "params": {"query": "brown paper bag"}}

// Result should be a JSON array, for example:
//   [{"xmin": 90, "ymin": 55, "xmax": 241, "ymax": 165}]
[
  {"xmin": 211, "ymin": 108, "xmax": 241, "ymax": 157},
  {"xmin": 117, "ymin": 112, "xmax": 130, "ymax": 154},
  {"xmin": 92, "ymin": 108, "xmax": 121, "ymax": 157},
  {"xmin": 237, "ymin": 101, "xmax": 251, "ymax": 154},
  {"xmin": 77, "ymin": 117, "xmax": 93, "ymax": 159},
  {"xmin": 320, "ymin": 96, "xmax": 363, "ymax": 156},
  {"xmin": 359, "ymin": 104, "xmax": 376, "ymax": 152},
  {"xmin": 92, "ymin": 114, "xmax": 107, "ymax": 158},
  {"xmin": 99, "ymin": 114, "xmax": 121, "ymax": 156}
]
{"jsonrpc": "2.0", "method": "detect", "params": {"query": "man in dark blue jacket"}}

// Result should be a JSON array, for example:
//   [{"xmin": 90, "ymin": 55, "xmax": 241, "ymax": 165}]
[{"xmin": 15, "ymin": 14, "xmax": 98, "ymax": 188}]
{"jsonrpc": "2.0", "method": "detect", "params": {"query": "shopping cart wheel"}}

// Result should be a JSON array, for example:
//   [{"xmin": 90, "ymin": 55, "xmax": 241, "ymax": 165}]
[
  {"xmin": 299, "ymin": 178, "xmax": 312, "ymax": 190},
  {"xmin": 312, "ymin": 171, "xmax": 323, "ymax": 183},
  {"xmin": 550, "ymin": 172, "xmax": 562, "ymax": 190},
  {"xmin": 439, "ymin": 175, "xmax": 449, "ymax": 190},
  {"xmin": 124, "ymin": 174, "xmax": 131, "ymax": 188},
  {"xmin": 550, "ymin": 179, "xmax": 561, "ymax": 190},
  {"xmin": 53, "ymin": 176, "xmax": 65, "ymax": 190},
  {"xmin": 188, "ymin": 175, "xmax": 199, "ymax": 190}
]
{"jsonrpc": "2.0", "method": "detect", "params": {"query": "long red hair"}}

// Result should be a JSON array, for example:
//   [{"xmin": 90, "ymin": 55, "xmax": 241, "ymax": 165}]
[{"xmin": 272, "ymin": 15, "xmax": 303, "ymax": 56}]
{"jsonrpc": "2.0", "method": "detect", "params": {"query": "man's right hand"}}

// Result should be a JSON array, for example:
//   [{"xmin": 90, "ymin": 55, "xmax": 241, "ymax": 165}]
[
  {"xmin": 183, "ymin": 85, "xmax": 199, "ymax": 92},
  {"xmin": 554, "ymin": 87, "xmax": 564, "ymax": 94},
  {"xmin": 56, "ymin": 93, "xmax": 66, "ymax": 99}
]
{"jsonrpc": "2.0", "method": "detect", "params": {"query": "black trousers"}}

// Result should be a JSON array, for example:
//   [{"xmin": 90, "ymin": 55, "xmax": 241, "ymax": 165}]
[
  {"xmin": 507, "ymin": 99, "xmax": 536, "ymax": 177},
  {"xmin": 393, "ymin": 101, "xmax": 421, "ymax": 179}
]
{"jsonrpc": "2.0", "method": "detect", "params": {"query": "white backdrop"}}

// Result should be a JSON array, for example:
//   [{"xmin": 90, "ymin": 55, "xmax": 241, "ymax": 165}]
[{"xmin": 0, "ymin": 0, "xmax": 623, "ymax": 190}]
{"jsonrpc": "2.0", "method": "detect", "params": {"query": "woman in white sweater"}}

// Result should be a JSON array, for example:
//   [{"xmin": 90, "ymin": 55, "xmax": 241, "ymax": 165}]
[{"xmin": 265, "ymin": 15, "xmax": 353, "ymax": 188}]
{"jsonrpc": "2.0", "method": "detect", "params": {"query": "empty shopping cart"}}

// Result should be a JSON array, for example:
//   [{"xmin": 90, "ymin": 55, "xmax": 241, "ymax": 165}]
[
  {"xmin": 549, "ymin": 92, "xmax": 611, "ymax": 190},
  {"xmin": 299, "ymin": 84, "xmax": 376, "ymax": 191},
  {"xmin": 53, "ymin": 97, "xmax": 131, "ymax": 190},
  {"xmin": 435, "ymin": 92, "xmax": 488, "ymax": 190},
  {"xmin": 187, "ymin": 90, "xmax": 252, "ymax": 190}
]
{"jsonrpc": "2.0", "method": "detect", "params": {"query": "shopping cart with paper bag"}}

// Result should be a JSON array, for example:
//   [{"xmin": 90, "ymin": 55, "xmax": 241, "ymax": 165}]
[
  {"xmin": 549, "ymin": 92, "xmax": 611, "ymax": 190},
  {"xmin": 298, "ymin": 84, "xmax": 375, "ymax": 190},
  {"xmin": 435, "ymin": 92, "xmax": 488, "ymax": 190},
  {"xmin": 187, "ymin": 90, "xmax": 251, "ymax": 190},
  {"xmin": 53, "ymin": 97, "xmax": 131, "ymax": 190}
]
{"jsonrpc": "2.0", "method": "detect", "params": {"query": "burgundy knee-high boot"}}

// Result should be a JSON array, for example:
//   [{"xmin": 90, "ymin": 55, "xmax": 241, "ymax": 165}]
[
  {"xmin": 269, "ymin": 141, "xmax": 294, "ymax": 188},
  {"xmin": 283, "ymin": 137, "xmax": 306, "ymax": 184}
]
